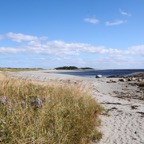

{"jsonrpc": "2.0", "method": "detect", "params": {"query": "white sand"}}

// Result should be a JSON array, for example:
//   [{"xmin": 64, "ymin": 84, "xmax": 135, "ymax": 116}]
[
  {"xmin": 7, "ymin": 70, "xmax": 144, "ymax": 144},
  {"xmin": 91, "ymin": 78, "xmax": 144, "ymax": 144}
]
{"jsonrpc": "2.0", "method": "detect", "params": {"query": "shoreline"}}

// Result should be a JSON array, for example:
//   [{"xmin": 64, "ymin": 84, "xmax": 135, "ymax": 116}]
[{"xmin": 5, "ymin": 70, "xmax": 144, "ymax": 144}]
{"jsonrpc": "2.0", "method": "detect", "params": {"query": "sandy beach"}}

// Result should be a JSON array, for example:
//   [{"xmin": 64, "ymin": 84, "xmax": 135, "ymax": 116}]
[{"xmin": 7, "ymin": 70, "xmax": 144, "ymax": 144}]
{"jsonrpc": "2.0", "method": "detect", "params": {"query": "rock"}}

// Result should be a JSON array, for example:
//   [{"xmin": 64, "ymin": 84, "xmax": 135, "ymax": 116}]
[
  {"xmin": 127, "ymin": 78, "xmax": 132, "ymax": 81},
  {"xmin": 107, "ymin": 80, "xmax": 117, "ymax": 83},
  {"xmin": 107, "ymin": 75, "xmax": 123, "ymax": 78},
  {"xmin": 127, "ymin": 77, "xmax": 136, "ymax": 81},
  {"xmin": 30, "ymin": 96, "xmax": 42, "ymax": 109},
  {"xmin": 119, "ymin": 78, "xmax": 126, "ymax": 82},
  {"xmin": 96, "ymin": 75, "xmax": 102, "ymax": 78},
  {"xmin": 137, "ymin": 78, "xmax": 142, "ymax": 82},
  {"xmin": 131, "ymin": 105, "xmax": 138, "ymax": 110},
  {"xmin": 132, "ymin": 77, "xmax": 136, "ymax": 81}
]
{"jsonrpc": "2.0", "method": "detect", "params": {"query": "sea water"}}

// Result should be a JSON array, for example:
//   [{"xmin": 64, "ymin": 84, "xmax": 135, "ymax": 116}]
[{"xmin": 54, "ymin": 69, "xmax": 144, "ymax": 78}]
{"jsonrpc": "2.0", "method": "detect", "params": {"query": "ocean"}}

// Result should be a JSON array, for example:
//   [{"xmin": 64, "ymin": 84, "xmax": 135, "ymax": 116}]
[{"xmin": 54, "ymin": 69, "xmax": 144, "ymax": 78}]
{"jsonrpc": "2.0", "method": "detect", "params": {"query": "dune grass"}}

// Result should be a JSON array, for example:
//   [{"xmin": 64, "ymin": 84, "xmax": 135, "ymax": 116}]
[
  {"xmin": 0, "ymin": 77, "xmax": 102, "ymax": 144},
  {"xmin": 139, "ymin": 81, "xmax": 144, "ymax": 87},
  {"xmin": 139, "ymin": 81, "xmax": 144, "ymax": 95},
  {"xmin": 0, "ymin": 68, "xmax": 43, "ymax": 72}
]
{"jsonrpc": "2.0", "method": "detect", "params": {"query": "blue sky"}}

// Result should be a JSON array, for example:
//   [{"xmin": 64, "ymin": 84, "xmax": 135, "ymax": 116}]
[{"xmin": 0, "ymin": 0, "xmax": 144, "ymax": 69}]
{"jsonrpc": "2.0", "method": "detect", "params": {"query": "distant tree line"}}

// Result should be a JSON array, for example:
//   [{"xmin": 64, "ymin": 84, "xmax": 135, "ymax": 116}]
[
  {"xmin": 55, "ymin": 66, "xmax": 93, "ymax": 70},
  {"xmin": 55, "ymin": 66, "xmax": 79, "ymax": 70}
]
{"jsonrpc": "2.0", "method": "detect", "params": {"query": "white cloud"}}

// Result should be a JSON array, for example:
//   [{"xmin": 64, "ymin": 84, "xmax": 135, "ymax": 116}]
[
  {"xmin": 39, "ymin": 36, "xmax": 48, "ymax": 41},
  {"xmin": 87, "ymin": 55, "xmax": 144, "ymax": 69},
  {"xmin": 0, "ymin": 47, "xmax": 25, "ymax": 54},
  {"xmin": 106, "ymin": 20, "xmax": 127, "ymax": 26},
  {"xmin": 6, "ymin": 32, "xmax": 47, "ymax": 42},
  {"xmin": 0, "ymin": 35, "xmax": 4, "ymax": 40},
  {"xmin": 119, "ymin": 9, "xmax": 131, "ymax": 16},
  {"xmin": 128, "ymin": 45, "xmax": 144, "ymax": 55},
  {"xmin": 84, "ymin": 17, "xmax": 99, "ymax": 24},
  {"xmin": 6, "ymin": 32, "xmax": 38, "ymax": 42},
  {"xmin": 28, "ymin": 41, "xmax": 42, "ymax": 47},
  {"xmin": 1, "ymin": 33, "xmax": 116, "ymax": 56},
  {"xmin": 0, "ymin": 39, "xmax": 143, "ymax": 57},
  {"xmin": 0, "ymin": 32, "xmax": 144, "ymax": 68}
]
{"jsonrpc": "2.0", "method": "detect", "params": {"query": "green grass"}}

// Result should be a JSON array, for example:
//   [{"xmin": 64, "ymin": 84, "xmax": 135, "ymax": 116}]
[{"xmin": 0, "ymin": 77, "xmax": 102, "ymax": 144}]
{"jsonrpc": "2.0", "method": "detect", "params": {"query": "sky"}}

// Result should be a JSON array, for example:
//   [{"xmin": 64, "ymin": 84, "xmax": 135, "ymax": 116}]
[{"xmin": 0, "ymin": 0, "xmax": 144, "ymax": 69}]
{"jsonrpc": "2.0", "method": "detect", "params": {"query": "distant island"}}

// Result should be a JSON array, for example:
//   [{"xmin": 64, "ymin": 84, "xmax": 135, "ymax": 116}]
[{"xmin": 55, "ymin": 66, "xmax": 94, "ymax": 70}]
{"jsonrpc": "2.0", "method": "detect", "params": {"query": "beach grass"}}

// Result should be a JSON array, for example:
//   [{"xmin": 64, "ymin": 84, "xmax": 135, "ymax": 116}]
[
  {"xmin": 139, "ymin": 81, "xmax": 144, "ymax": 87},
  {"xmin": 0, "ymin": 76, "xmax": 102, "ymax": 144},
  {"xmin": 0, "ymin": 68, "xmax": 43, "ymax": 72}
]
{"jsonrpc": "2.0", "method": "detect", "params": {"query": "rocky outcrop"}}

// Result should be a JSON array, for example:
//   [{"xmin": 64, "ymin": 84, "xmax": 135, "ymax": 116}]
[
  {"xmin": 96, "ymin": 75, "xmax": 102, "ymax": 78},
  {"xmin": 107, "ymin": 75, "xmax": 125, "ymax": 78},
  {"xmin": 107, "ymin": 80, "xmax": 117, "ymax": 83},
  {"xmin": 119, "ymin": 78, "xmax": 126, "ymax": 82}
]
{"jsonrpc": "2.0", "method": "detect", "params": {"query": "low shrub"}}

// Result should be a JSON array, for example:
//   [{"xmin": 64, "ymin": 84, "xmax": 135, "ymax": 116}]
[{"xmin": 0, "ymin": 77, "xmax": 102, "ymax": 144}]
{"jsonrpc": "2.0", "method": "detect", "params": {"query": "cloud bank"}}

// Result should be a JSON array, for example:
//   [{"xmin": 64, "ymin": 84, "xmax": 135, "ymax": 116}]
[
  {"xmin": 0, "ymin": 32, "xmax": 144, "ymax": 68},
  {"xmin": 1, "ymin": 32, "xmax": 143, "ymax": 56}
]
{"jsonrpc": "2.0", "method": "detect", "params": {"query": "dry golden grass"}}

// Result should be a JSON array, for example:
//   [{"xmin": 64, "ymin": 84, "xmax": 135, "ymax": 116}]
[
  {"xmin": 0, "ymin": 73, "xmax": 6, "ymax": 81},
  {"xmin": 0, "ymin": 68, "xmax": 43, "ymax": 72},
  {"xmin": 139, "ymin": 81, "xmax": 144, "ymax": 87},
  {"xmin": 0, "ymin": 77, "xmax": 102, "ymax": 144}
]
